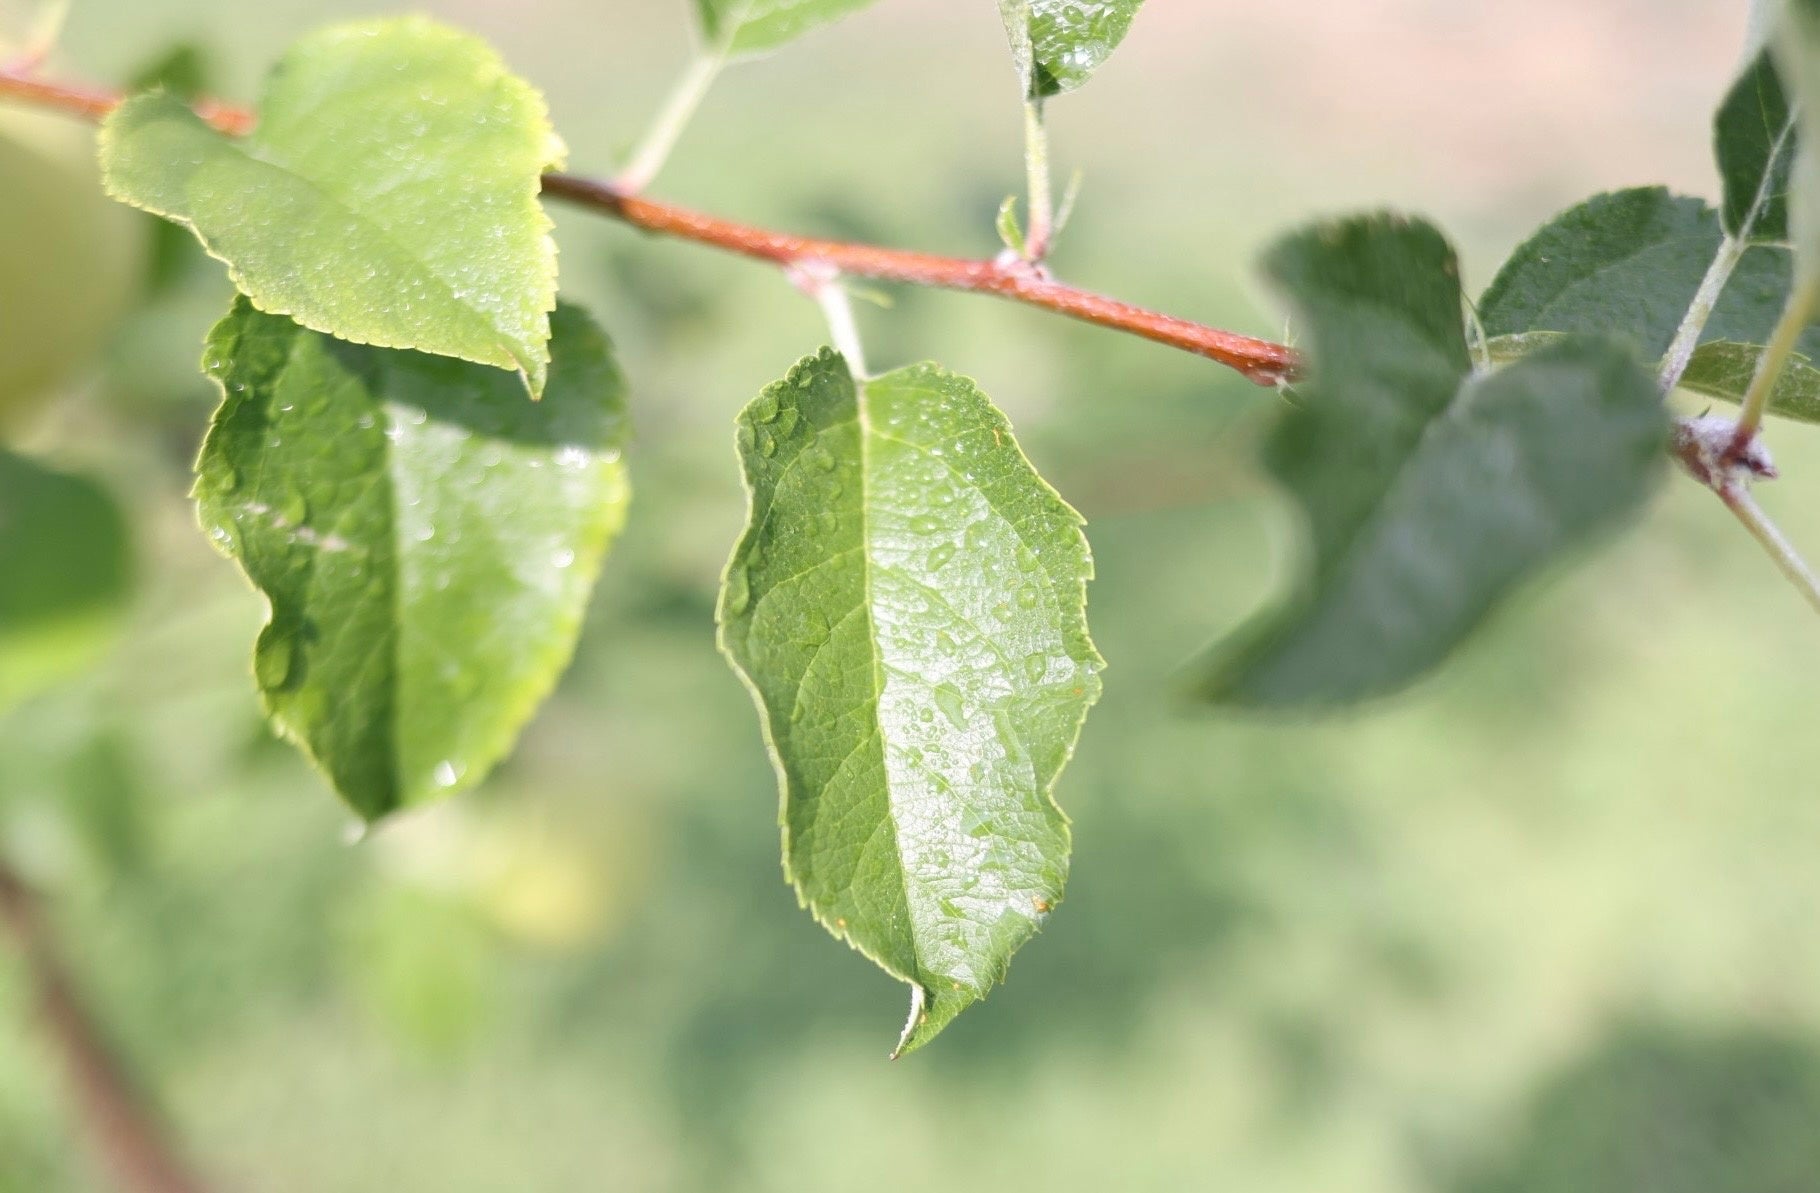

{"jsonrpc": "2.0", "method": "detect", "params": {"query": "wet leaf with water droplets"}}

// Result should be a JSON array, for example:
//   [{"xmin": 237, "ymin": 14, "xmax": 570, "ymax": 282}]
[
  {"xmin": 195, "ymin": 298, "xmax": 630, "ymax": 821},
  {"xmin": 717, "ymin": 350, "xmax": 1102, "ymax": 1057},
  {"xmin": 998, "ymin": 0, "xmax": 1145, "ymax": 98},
  {"xmin": 100, "ymin": 17, "xmax": 564, "ymax": 395}
]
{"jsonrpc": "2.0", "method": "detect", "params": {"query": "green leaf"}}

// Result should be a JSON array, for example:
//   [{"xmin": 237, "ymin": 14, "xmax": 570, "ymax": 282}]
[
  {"xmin": 1680, "ymin": 340, "xmax": 1820, "ymax": 424},
  {"xmin": 195, "ymin": 299, "xmax": 630, "ymax": 821},
  {"xmin": 717, "ymin": 350, "xmax": 1103, "ymax": 1056},
  {"xmin": 127, "ymin": 41, "xmax": 212, "ymax": 98},
  {"xmin": 0, "ymin": 451, "xmax": 132, "ymax": 714},
  {"xmin": 1490, "ymin": 330, "xmax": 1820, "ymax": 427},
  {"xmin": 1196, "ymin": 215, "xmax": 1667, "ymax": 708},
  {"xmin": 125, "ymin": 42, "xmax": 219, "ymax": 298},
  {"xmin": 694, "ymin": 0, "xmax": 880, "ymax": 57},
  {"xmin": 998, "ymin": 0, "xmax": 1145, "ymax": 98},
  {"xmin": 1716, "ymin": 48, "xmax": 1797, "ymax": 242},
  {"xmin": 1776, "ymin": 0, "xmax": 1820, "ymax": 275},
  {"xmin": 996, "ymin": 194, "xmax": 1027, "ymax": 256},
  {"xmin": 101, "ymin": 17, "xmax": 564, "ymax": 396},
  {"xmin": 1478, "ymin": 187, "xmax": 1820, "ymax": 361}
]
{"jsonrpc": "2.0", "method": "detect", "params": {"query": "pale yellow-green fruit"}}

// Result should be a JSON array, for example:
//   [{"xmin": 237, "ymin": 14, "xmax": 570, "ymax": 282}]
[{"xmin": 0, "ymin": 106, "xmax": 144, "ymax": 438}]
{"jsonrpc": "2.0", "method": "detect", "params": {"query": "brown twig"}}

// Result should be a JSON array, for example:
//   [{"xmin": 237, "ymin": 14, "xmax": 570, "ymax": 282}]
[
  {"xmin": 0, "ymin": 860, "xmax": 215, "ymax": 1193},
  {"xmin": 0, "ymin": 66, "xmax": 1298, "ymax": 387}
]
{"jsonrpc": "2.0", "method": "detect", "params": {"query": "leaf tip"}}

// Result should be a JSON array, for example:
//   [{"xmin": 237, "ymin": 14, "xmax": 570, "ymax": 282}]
[{"xmin": 889, "ymin": 983, "xmax": 928, "ymax": 1061}]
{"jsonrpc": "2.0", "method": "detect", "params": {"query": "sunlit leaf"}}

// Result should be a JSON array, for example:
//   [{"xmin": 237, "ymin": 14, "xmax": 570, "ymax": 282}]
[
  {"xmin": 718, "ymin": 350, "xmax": 1102, "ymax": 1056},
  {"xmin": 998, "ymin": 0, "xmax": 1145, "ymax": 98},
  {"xmin": 195, "ymin": 300, "xmax": 630, "ymax": 821},
  {"xmin": 1195, "ymin": 215, "xmax": 1667, "ymax": 708},
  {"xmin": 101, "ymin": 17, "xmax": 564, "ymax": 395},
  {"xmin": 0, "ymin": 451, "xmax": 132, "ymax": 714}
]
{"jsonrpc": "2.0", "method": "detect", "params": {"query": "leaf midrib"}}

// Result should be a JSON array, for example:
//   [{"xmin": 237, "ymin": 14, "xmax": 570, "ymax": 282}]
[{"xmin": 852, "ymin": 367, "xmax": 931, "ymax": 997}]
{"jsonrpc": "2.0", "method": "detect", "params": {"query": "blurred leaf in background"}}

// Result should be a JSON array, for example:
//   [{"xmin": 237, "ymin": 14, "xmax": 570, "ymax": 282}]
[{"xmin": 4, "ymin": 4, "xmax": 1820, "ymax": 1193}]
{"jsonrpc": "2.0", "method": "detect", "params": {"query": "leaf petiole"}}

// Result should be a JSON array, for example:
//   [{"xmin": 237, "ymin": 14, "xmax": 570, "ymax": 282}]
[
  {"xmin": 1731, "ymin": 272, "xmax": 1820, "ymax": 455},
  {"xmin": 1021, "ymin": 98, "xmax": 1055, "ymax": 261},
  {"xmin": 614, "ymin": 47, "xmax": 729, "ymax": 195}
]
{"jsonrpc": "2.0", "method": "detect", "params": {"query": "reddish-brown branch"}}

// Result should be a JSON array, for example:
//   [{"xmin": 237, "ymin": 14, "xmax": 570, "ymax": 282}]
[
  {"xmin": 0, "ymin": 66, "xmax": 1299, "ymax": 386},
  {"xmin": 0, "ymin": 861, "xmax": 215, "ymax": 1193}
]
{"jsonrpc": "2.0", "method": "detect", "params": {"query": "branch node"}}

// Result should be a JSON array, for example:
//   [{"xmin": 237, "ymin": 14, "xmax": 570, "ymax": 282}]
[{"xmin": 1674, "ymin": 414, "xmax": 1778, "ymax": 490}]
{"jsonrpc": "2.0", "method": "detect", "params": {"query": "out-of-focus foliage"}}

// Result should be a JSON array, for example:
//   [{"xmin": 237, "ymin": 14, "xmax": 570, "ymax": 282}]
[
  {"xmin": 1196, "ymin": 216, "xmax": 1665, "ymax": 707},
  {"xmin": 5, "ymin": 4, "xmax": 1820, "ymax": 1193},
  {"xmin": 0, "ymin": 452, "xmax": 132, "ymax": 714},
  {"xmin": 0, "ymin": 108, "xmax": 141, "ymax": 435},
  {"xmin": 1456, "ymin": 1029, "xmax": 1820, "ymax": 1193},
  {"xmin": 694, "ymin": 0, "xmax": 880, "ymax": 57}
]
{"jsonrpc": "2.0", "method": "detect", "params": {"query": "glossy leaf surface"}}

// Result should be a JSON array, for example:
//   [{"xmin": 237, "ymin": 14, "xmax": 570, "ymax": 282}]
[
  {"xmin": 718, "ymin": 350, "xmax": 1102, "ymax": 1056},
  {"xmin": 195, "ymin": 300, "xmax": 629, "ymax": 821},
  {"xmin": 998, "ymin": 0, "xmax": 1144, "ymax": 97},
  {"xmin": 102, "ymin": 18, "xmax": 563, "ymax": 394}
]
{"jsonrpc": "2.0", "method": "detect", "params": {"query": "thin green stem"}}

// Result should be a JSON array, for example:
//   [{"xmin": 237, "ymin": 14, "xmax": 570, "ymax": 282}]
[
  {"xmin": 1662, "ymin": 106, "xmax": 1793, "ymax": 395},
  {"xmin": 1021, "ymin": 98, "xmax": 1054, "ymax": 261},
  {"xmin": 814, "ymin": 277, "xmax": 869, "ymax": 377},
  {"xmin": 1731, "ymin": 272, "xmax": 1820, "ymax": 452},
  {"xmin": 1658, "ymin": 234, "xmax": 1748, "ymax": 393},
  {"xmin": 614, "ymin": 49, "xmax": 728, "ymax": 195},
  {"xmin": 1719, "ymin": 483, "xmax": 1820, "ymax": 615}
]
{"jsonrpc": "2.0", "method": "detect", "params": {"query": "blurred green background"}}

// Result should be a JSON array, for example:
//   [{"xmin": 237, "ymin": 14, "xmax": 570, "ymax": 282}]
[{"xmin": 7, "ymin": 2, "xmax": 1820, "ymax": 1190}]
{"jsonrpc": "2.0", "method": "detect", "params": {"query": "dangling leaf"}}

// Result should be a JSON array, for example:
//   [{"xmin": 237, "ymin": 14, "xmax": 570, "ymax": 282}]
[
  {"xmin": 718, "ymin": 350, "xmax": 1102, "ymax": 1056},
  {"xmin": 195, "ymin": 300, "xmax": 630, "ymax": 821},
  {"xmin": 1196, "ymin": 215, "xmax": 1667, "ymax": 708},
  {"xmin": 998, "ymin": 0, "xmax": 1145, "ymax": 98},
  {"xmin": 102, "ymin": 17, "xmax": 564, "ymax": 395}
]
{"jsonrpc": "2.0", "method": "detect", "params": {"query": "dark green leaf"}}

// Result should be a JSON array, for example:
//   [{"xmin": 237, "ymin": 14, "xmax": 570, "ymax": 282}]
[
  {"xmin": 718, "ymin": 350, "xmax": 1102, "ymax": 1056},
  {"xmin": 1716, "ymin": 48, "xmax": 1797, "ymax": 242},
  {"xmin": 195, "ymin": 300, "xmax": 630, "ymax": 821},
  {"xmin": 1197, "ymin": 215, "xmax": 1668, "ymax": 708},
  {"xmin": 1490, "ymin": 330, "xmax": 1820, "ymax": 426},
  {"xmin": 0, "ymin": 451, "xmax": 132, "ymax": 713},
  {"xmin": 127, "ymin": 42, "xmax": 212, "ymax": 99},
  {"xmin": 1478, "ymin": 187, "xmax": 1820, "ymax": 363},
  {"xmin": 999, "ymin": 0, "xmax": 1145, "ymax": 98},
  {"xmin": 101, "ymin": 18, "xmax": 563, "ymax": 395},
  {"xmin": 694, "ymin": 0, "xmax": 881, "ymax": 57}
]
